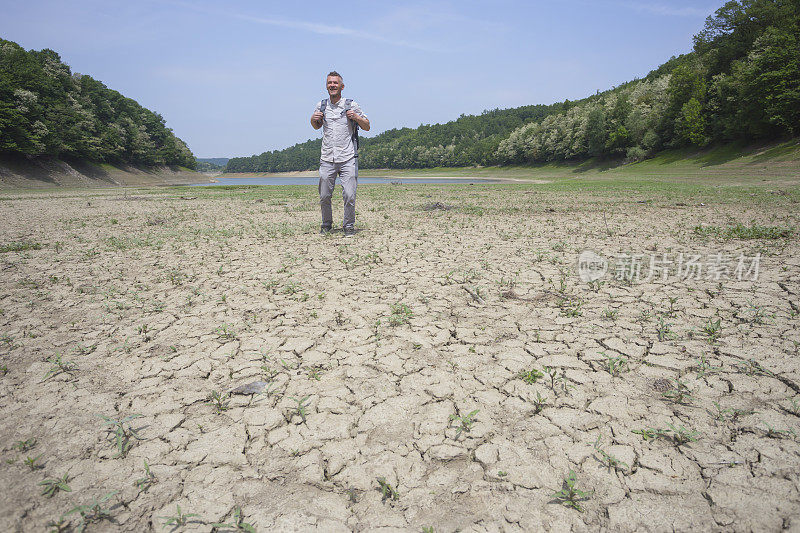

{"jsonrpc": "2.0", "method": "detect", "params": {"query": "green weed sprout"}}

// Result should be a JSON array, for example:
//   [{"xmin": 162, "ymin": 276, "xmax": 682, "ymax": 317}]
[
  {"xmin": 377, "ymin": 477, "xmax": 399, "ymax": 502},
  {"xmin": 551, "ymin": 470, "xmax": 592, "ymax": 512},
  {"xmin": 160, "ymin": 504, "xmax": 200, "ymax": 529},
  {"xmin": 207, "ymin": 390, "xmax": 231, "ymax": 412},
  {"xmin": 13, "ymin": 437, "xmax": 37, "ymax": 452},
  {"xmin": 289, "ymin": 395, "xmax": 311, "ymax": 423},
  {"xmin": 134, "ymin": 460, "xmax": 157, "ymax": 492},
  {"xmin": 98, "ymin": 414, "xmax": 143, "ymax": 457},
  {"xmin": 39, "ymin": 473, "xmax": 71, "ymax": 497},
  {"xmin": 65, "ymin": 491, "xmax": 118, "ymax": 532},
  {"xmin": 24, "ymin": 454, "xmax": 44, "ymax": 470},
  {"xmin": 41, "ymin": 354, "xmax": 77, "ymax": 382},
  {"xmin": 517, "ymin": 368, "xmax": 543, "ymax": 384},
  {"xmin": 211, "ymin": 506, "xmax": 256, "ymax": 532},
  {"xmin": 449, "ymin": 409, "xmax": 479, "ymax": 438}
]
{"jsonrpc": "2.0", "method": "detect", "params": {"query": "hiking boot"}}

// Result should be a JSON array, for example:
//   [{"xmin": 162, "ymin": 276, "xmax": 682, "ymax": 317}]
[
  {"xmin": 320, "ymin": 225, "xmax": 332, "ymax": 234},
  {"xmin": 343, "ymin": 227, "xmax": 355, "ymax": 237}
]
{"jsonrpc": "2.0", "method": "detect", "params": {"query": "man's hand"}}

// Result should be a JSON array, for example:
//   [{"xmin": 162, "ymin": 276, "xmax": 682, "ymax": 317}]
[
  {"xmin": 346, "ymin": 109, "xmax": 370, "ymax": 131},
  {"xmin": 311, "ymin": 110, "xmax": 323, "ymax": 129}
]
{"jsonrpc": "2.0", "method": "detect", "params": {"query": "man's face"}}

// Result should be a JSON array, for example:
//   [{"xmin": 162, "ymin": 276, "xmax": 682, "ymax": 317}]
[{"xmin": 326, "ymin": 76, "xmax": 343, "ymax": 97}]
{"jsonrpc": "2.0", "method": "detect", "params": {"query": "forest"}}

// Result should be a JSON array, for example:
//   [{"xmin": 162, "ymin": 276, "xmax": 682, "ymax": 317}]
[
  {"xmin": 226, "ymin": 0, "xmax": 799, "ymax": 173},
  {"xmin": 0, "ymin": 39, "xmax": 196, "ymax": 169}
]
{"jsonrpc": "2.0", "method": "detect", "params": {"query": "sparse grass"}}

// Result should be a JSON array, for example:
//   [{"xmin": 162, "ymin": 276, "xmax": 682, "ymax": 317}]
[
  {"xmin": 0, "ymin": 241, "xmax": 43, "ymax": 253},
  {"xmin": 531, "ymin": 392, "xmax": 548, "ymax": 414},
  {"xmin": 701, "ymin": 317, "xmax": 722, "ymax": 343},
  {"xmin": 693, "ymin": 222, "xmax": 793, "ymax": 240}
]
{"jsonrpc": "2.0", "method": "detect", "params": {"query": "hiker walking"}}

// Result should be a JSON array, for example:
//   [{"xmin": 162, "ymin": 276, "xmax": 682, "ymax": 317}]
[{"xmin": 310, "ymin": 71, "xmax": 370, "ymax": 237}]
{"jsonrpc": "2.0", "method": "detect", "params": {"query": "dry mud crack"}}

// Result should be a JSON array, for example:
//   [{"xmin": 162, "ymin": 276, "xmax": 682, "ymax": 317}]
[{"xmin": 1, "ymin": 184, "xmax": 799, "ymax": 532}]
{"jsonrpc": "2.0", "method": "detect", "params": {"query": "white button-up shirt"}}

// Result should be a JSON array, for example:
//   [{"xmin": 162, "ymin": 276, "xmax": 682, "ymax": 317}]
[{"xmin": 314, "ymin": 98, "xmax": 366, "ymax": 163}]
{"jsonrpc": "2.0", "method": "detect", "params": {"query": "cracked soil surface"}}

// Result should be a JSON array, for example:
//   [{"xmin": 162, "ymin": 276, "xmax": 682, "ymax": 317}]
[{"xmin": 1, "ymin": 182, "xmax": 799, "ymax": 532}]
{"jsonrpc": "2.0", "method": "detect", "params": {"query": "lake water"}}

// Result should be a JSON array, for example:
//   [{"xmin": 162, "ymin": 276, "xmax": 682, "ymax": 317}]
[{"xmin": 191, "ymin": 177, "xmax": 496, "ymax": 186}]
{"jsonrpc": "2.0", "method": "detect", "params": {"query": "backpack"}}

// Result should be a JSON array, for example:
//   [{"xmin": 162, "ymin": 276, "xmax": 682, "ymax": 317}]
[{"xmin": 320, "ymin": 98, "xmax": 359, "ymax": 157}]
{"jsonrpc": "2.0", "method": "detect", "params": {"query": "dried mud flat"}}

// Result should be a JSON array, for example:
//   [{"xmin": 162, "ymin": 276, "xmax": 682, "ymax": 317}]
[{"xmin": 1, "ymin": 182, "xmax": 799, "ymax": 532}]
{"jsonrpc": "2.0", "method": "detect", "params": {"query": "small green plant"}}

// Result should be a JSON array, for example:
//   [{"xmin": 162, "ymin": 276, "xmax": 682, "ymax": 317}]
[
  {"xmin": 388, "ymin": 302, "xmax": 413, "ymax": 326},
  {"xmin": 39, "ymin": 473, "xmax": 72, "ymax": 497},
  {"xmin": 761, "ymin": 422, "xmax": 796, "ymax": 440},
  {"xmin": 701, "ymin": 317, "xmax": 722, "ymax": 343},
  {"xmin": 307, "ymin": 365, "xmax": 325, "ymax": 381},
  {"xmin": 41, "ymin": 354, "xmax": 77, "ymax": 382},
  {"xmin": 736, "ymin": 359, "xmax": 775, "ymax": 377},
  {"xmin": 551, "ymin": 470, "xmax": 592, "ymax": 512},
  {"xmin": 696, "ymin": 354, "xmax": 722, "ymax": 378},
  {"xmin": 543, "ymin": 366, "xmax": 572, "ymax": 395},
  {"xmin": 449, "ymin": 409, "xmax": 479, "ymax": 438},
  {"xmin": 631, "ymin": 427, "xmax": 669, "ymax": 441},
  {"xmin": 160, "ymin": 504, "xmax": 200, "ymax": 529},
  {"xmin": 289, "ymin": 395, "xmax": 311, "ymax": 423},
  {"xmin": 134, "ymin": 460, "xmax": 157, "ymax": 492},
  {"xmin": 211, "ymin": 506, "xmax": 256, "ymax": 532},
  {"xmin": 656, "ymin": 316, "xmax": 673, "ymax": 341},
  {"xmin": 592, "ymin": 436, "xmax": 628, "ymax": 473},
  {"xmin": 65, "ymin": 491, "xmax": 118, "ymax": 532},
  {"xmin": 45, "ymin": 517, "xmax": 70, "ymax": 533},
  {"xmin": 601, "ymin": 308, "xmax": 618, "ymax": 320},
  {"xmin": 517, "ymin": 368, "xmax": 543, "ymax": 384},
  {"xmin": 98, "ymin": 413, "xmax": 143, "ymax": 457},
  {"xmin": 377, "ymin": 477, "xmax": 399, "ymax": 502},
  {"xmin": 666, "ymin": 423, "xmax": 700, "ymax": 445},
  {"xmin": 602, "ymin": 353, "xmax": 628, "ymax": 376},
  {"xmin": 531, "ymin": 392, "xmax": 547, "ymax": 414},
  {"xmin": 13, "ymin": 437, "xmax": 37, "ymax": 452},
  {"xmin": 207, "ymin": 390, "xmax": 231, "ymax": 412},
  {"xmin": 661, "ymin": 379, "xmax": 694, "ymax": 405},
  {"xmin": 24, "ymin": 454, "xmax": 44, "ymax": 470},
  {"xmin": 214, "ymin": 324, "xmax": 238, "ymax": 340}
]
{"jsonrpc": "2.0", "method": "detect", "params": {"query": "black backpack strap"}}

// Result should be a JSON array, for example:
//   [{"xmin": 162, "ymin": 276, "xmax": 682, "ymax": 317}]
[{"xmin": 343, "ymin": 99, "xmax": 359, "ymax": 157}]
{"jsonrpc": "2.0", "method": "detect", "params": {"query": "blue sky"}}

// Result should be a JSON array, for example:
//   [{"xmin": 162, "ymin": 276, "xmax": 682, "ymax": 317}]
[{"xmin": 0, "ymin": 0, "xmax": 721, "ymax": 158}]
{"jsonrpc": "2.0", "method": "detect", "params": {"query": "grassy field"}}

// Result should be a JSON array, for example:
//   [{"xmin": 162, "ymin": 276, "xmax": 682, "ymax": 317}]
[{"xmin": 1, "ymin": 168, "xmax": 799, "ymax": 531}]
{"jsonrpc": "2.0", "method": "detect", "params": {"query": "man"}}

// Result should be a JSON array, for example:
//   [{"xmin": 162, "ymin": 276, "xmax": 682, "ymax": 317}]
[{"xmin": 310, "ymin": 71, "xmax": 370, "ymax": 237}]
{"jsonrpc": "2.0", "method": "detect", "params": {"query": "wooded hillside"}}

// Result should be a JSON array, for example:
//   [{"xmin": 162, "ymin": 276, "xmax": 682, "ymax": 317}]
[{"xmin": 0, "ymin": 38, "xmax": 195, "ymax": 169}]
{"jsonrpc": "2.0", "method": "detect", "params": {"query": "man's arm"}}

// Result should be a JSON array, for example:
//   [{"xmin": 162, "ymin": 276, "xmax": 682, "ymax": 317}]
[{"xmin": 346, "ymin": 109, "xmax": 370, "ymax": 131}]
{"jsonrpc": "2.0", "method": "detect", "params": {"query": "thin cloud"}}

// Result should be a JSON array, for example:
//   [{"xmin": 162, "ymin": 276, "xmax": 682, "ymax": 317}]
[
  {"xmin": 616, "ymin": 1, "xmax": 714, "ymax": 17},
  {"xmin": 169, "ymin": 0, "xmax": 439, "ymax": 51}
]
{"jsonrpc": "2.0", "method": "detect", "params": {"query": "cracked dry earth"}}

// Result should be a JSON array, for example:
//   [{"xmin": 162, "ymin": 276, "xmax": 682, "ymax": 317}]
[{"xmin": 1, "ymin": 183, "xmax": 799, "ymax": 532}]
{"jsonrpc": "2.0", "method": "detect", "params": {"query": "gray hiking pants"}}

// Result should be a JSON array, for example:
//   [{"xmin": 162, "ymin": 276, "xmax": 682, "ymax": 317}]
[{"xmin": 319, "ymin": 157, "xmax": 357, "ymax": 230}]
